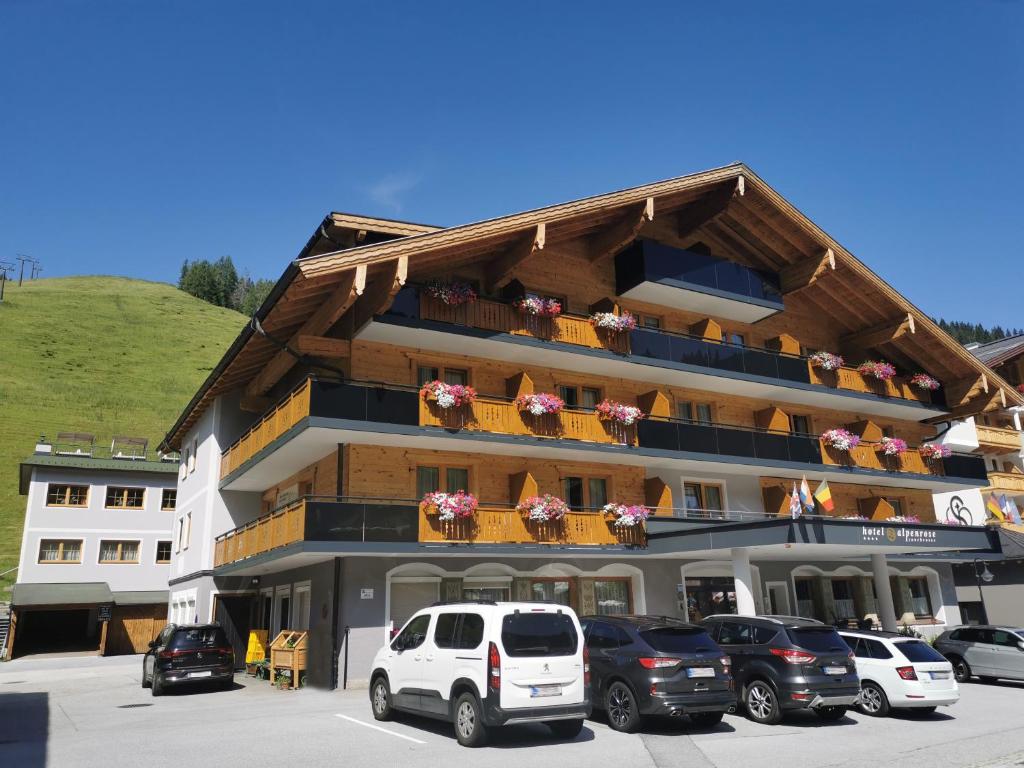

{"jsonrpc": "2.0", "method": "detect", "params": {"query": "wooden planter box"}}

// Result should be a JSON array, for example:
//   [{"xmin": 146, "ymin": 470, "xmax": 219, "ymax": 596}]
[{"xmin": 269, "ymin": 630, "xmax": 308, "ymax": 690}]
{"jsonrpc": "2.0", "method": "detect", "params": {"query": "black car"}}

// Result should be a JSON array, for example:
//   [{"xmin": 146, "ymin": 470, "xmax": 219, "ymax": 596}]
[
  {"xmin": 142, "ymin": 623, "xmax": 234, "ymax": 696},
  {"xmin": 701, "ymin": 615, "xmax": 859, "ymax": 724},
  {"xmin": 581, "ymin": 615, "xmax": 733, "ymax": 732}
]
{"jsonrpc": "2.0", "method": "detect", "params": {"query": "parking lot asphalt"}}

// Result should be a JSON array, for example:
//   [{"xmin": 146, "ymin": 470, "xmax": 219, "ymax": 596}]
[{"xmin": 2, "ymin": 655, "xmax": 1024, "ymax": 768}]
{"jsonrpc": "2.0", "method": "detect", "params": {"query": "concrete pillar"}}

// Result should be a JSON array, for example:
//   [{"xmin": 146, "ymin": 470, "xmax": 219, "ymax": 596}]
[
  {"xmin": 871, "ymin": 554, "xmax": 898, "ymax": 631},
  {"xmin": 732, "ymin": 548, "xmax": 757, "ymax": 616}
]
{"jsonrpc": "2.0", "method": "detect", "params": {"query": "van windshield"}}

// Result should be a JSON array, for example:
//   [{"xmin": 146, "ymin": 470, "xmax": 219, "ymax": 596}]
[
  {"xmin": 787, "ymin": 627, "xmax": 848, "ymax": 653},
  {"xmin": 640, "ymin": 627, "xmax": 718, "ymax": 654},
  {"xmin": 501, "ymin": 612, "xmax": 578, "ymax": 657}
]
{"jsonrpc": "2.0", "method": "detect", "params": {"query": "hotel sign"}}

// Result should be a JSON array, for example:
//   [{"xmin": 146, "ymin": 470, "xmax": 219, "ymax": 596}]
[{"xmin": 860, "ymin": 525, "xmax": 938, "ymax": 544}]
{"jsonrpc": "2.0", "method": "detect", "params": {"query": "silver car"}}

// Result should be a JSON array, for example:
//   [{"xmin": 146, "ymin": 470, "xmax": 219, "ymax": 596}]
[{"xmin": 934, "ymin": 626, "xmax": 1024, "ymax": 683}]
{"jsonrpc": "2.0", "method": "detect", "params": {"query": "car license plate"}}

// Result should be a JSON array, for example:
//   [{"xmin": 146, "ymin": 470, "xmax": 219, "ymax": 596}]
[
  {"xmin": 687, "ymin": 667, "xmax": 716, "ymax": 678},
  {"xmin": 189, "ymin": 670, "xmax": 212, "ymax": 678},
  {"xmin": 530, "ymin": 684, "xmax": 561, "ymax": 698},
  {"xmin": 824, "ymin": 666, "xmax": 847, "ymax": 676},
  {"xmin": 930, "ymin": 671, "xmax": 950, "ymax": 680}
]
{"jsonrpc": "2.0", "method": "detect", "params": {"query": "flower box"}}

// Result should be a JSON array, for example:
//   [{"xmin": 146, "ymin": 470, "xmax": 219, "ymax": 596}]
[
  {"xmin": 590, "ymin": 312, "xmax": 637, "ymax": 333},
  {"xmin": 426, "ymin": 280, "xmax": 477, "ymax": 306},
  {"xmin": 919, "ymin": 443, "xmax": 951, "ymax": 460},
  {"xmin": 879, "ymin": 436, "xmax": 908, "ymax": 456},
  {"xmin": 514, "ymin": 392, "xmax": 565, "ymax": 416},
  {"xmin": 809, "ymin": 351, "xmax": 845, "ymax": 371},
  {"xmin": 602, "ymin": 503, "xmax": 650, "ymax": 528},
  {"xmin": 420, "ymin": 380, "xmax": 477, "ymax": 409},
  {"xmin": 889, "ymin": 515, "xmax": 921, "ymax": 524},
  {"xmin": 822, "ymin": 428, "xmax": 860, "ymax": 452},
  {"xmin": 596, "ymin": 399, "xmax": 645, "ymax": 426},
  {"xmin": 513, "ymin": 296, "xmax": 562, "ymax": 317},
  {"xmin": 421, "ymin": 490, "xmax": 478, "ymax": 521},
  {"xmin": 516, "ymin": 494, "xmax": 569, "ymax": 523},
  {"xmin": 856, "ymin": 361, "xmax": 897, "ymax": 381},
  {"xmin": 909, "ymin": 373, "xmax": 940, "ymax": 391}
]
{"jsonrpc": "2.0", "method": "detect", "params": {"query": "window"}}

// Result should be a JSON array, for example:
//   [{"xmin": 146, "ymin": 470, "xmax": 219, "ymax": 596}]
[
  {"xmin": 641, "ymin": 316, "xmax": 662, "ymax": 330},
  {"xmin": 906, "ymin": 577, "xmax": 932, "ymax": 618},
  {"xmin": 416, "ymin": 465, "xmax": 470, "ymax": 496},
  {"xmin": 753, "ymin": 625, "xmax": 778, "ymax": 644},
  {"xmin": 562, "ymin": 476, "xmax": 608, "ymax": 510},
  {"xmin": 99, "ymin": 540, "xmax": 140, "ymax": 563},
  {"xmin": 895, "ymin": 640, "xmax": 946, "ymax": 662},
  {"xmin": 457, "ymin": 614, "xmax": 485, "ymax": 649},
  {"xmin": 717, "ymin": 621, "xmax": 752, "ymax": 645},
  {"xmin": 677, "ymin": 401, "xmax": 713, "ymax": 424},
  {"xmin": 180, "ymin": 448, "xmax": 189, "ymax": 480},
  {"xmin": 790, "ymin": 415, "xmax": 811, "ymax": 435},
  {"xmin": 462, "ymin": 585, "xmax": 510, "ymax": 601},
  {"xmin": 501, "ymin": 612, "xmax": 578, "ymax": 657},
  {"xmin": 105, "ymin": 486, "xmax": 145, "ymax": 509},
  {"xmin": 417, "ymin": 365, "xmax": 469, "ymax": 386},
  {"xmin": 175, "ymin": 517, "xmax": 184, "ymax": 553},
  {"xmin": 586, "ymin": 622, "xmax": 620, "ymax": 650},
  {"xmin": 683, "ymin": 482, "xmax": 723, "ymax": 516},
  {"xmin": 641, "ymin": 627, "xmax": 718, "ymax": 653},
  {"xmin": 434, "ymin": 613, "xmax": 460, "ymax": 649},
  {"xmin": 155, "ymin": 540, "xmax": 172, "ymax": 564},
  {"xmin": 557, "ymin": 385, "xmax": 602, "ymax": 410},
  {"xmin": 887, "ymin": 498, "xmax": 905, "ymax": 517},
  {"xmin": 392, "ymin": 614, "xmax": 431, "ymax": 650},
  {"xmin": 593, "ymin": 579, "xmax": 631, "ymax": 615},
  {"xmin": 188, "ymin": 439, "xmax": 197, "ymax": 474},
  {"xmin": 45, "ymin": 484, "xmax": 89, "ymax": 507},
  {"xmin": 726, "ymin": 332, "xmax": 745, "ymax": 347},
  {"xmin": 184, "ymin": 511, "xmax": 192, "ymax": 550},
  {"xmin": 161, "ymin": 489, "xmax": 177, "ymax": 511},
  {"xmin": 38, "ymin": 539, "xmax": 82, "ymax": 563},
  {"xmin": 434, "ymin": 612, "xmax": 486, "ymax": 649},
  {"xmin": 530, "ymin": 579, "xmax": 571, "ymax": 605}
]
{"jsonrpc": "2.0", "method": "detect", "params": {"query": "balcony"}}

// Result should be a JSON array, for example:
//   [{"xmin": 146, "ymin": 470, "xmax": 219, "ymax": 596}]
[
  {"xmin": 213, "ymin": 496, "xmax": 646, "ymax": 569},
  {"xmin": 987, "ymin": 471, "xmax": 1024, "ymax": 496},
  {"xmin": 367, "ymin": 287, "xmax": 945, "ymax": 422},
  {"xmin": 615, "ymin": 240, "xmax": 784, "ymax": 322},
  {"xmin": 975, "ymin": 424, "xmax": 1023, "ymax": 455},
  {"xmin": 219, "ymin": 378, "xmax": 987, "ymax": 494}
]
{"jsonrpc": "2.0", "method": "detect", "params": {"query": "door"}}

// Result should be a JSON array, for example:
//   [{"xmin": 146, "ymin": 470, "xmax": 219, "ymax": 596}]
[
  {"xmin": 273, "ymin": 587, "xmax": 291, "ymax": 635},
  {"xmin": 765, "ymin": 582, "xmax": 791, "ymax": 616},
  {"xmin": 214, "ymin": 595, "xmax": 254, "ymax": 669},
  {"xmin": 714, "ymin": 620, "xmax": 754, "ymax": 685},
  {"xmin": 421, "ymin": 611, "xmax": 462, "ymax": 715},
  {"xmin": 583, "ymin": 620, "xmax": 623, "ymax": 699},
  {"xmin": 498, "ymin": 609, "xmax": 585, "ymax": 710},
  {"xmin": 964, "ymin": 629, "xmax": 999, "ymax": 675},
  {"xmin": 387, "ymin": 613, "xmax": 432, "ymax": 710},
  {"xmin": 989, "ymin": 629, "xmax": 1024, "ymax": 680}
]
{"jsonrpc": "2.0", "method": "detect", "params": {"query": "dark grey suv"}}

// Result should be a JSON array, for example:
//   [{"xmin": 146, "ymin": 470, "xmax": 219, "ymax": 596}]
[{"xmin": 701, "ymin": 615, "xmax": 859, "ymax": 724}]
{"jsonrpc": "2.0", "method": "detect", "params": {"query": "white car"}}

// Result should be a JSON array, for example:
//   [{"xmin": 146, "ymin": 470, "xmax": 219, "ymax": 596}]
[
  {"xmin": 840, "ymin": 630, "xmax": 959, "ymax": 717},
  {"xmin": 369, "ymin": 601, "xmax": 591, "ymax": 747}
]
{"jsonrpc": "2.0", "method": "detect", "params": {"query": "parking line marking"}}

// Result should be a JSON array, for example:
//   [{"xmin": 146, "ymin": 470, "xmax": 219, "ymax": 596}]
[{"xmin": 334, "ymin": 714, "xmax": 427, "ymax": 744}]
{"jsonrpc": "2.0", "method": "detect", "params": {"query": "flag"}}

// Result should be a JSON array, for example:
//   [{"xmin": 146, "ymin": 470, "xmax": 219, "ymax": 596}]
[
  {"xmin": 789, "ymin": 482, "xmax": 802, "ymax": 518},
  {"xmin": 814, "ymin": 479, "xmax": 835, "ymax": 513},
  {"xmin": 799, "ymin": 476, "xmax": 814, "ymax": 513},
  {"xmin": 986, "ymin": 493, "xmax": 1005, "ymax": 521},
  {"xmin": 1001, "ymin": 495, "xmax": 1022, "ymax": 525}
]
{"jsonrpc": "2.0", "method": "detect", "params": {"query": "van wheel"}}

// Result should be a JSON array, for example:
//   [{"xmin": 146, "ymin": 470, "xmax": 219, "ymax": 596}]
[
  {"xmin": 744, "ymin": 681, "xmax": 782, "ymax": 725},
  {"xmin": 950, "ymin": 657, "xmax": 971, "ymax": 683},
  {"xmin": 606, "ymin": 681, "xmax": 642, "ymax": 733},
  {"xmin": 815, "ymin": 706, "xmax": 848, "ymax": 722},
  {"xmin": 857, "ymin": 682, "xmax": 890, "ymax": 717},
  {"xmin": 453, "ymin": 693, "xmax": 488, "ymax": 748},
  {"xmin": 370, "ymin": 677, "xmax": 393, "ymax": 721},
  {"xmin": 689, "ymin": 711, "xmax": 725, "ymax": 729},
  {"xmin": 548, "ymin": 719, "xmax": 584, "ymax": 740}
]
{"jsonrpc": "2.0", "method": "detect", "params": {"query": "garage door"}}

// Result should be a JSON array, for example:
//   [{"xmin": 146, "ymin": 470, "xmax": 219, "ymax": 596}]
[
  {"xmin": 389, "ymin": 581, "xmax": 439, "ymax": 633},
  {"xmin": 105, "ymin": 605, "xmax": 167, "ymax": 655}
]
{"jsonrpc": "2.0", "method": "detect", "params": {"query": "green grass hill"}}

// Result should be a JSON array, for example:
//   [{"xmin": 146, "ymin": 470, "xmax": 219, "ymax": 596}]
[{"xmin": 0, "ymin": 276, "xmax": 246, "ymax": 598}]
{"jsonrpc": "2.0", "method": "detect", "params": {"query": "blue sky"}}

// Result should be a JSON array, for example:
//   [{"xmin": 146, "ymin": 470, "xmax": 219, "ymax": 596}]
[{"xmin": 1, "ymin": 1, "xmax": 1021, "ymax": 326}]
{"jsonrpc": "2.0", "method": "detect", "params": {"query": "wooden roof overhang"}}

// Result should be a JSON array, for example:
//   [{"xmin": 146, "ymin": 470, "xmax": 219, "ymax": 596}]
[{"xmin": 160, "ymin": 163, "xmax": 1023, "ymax": 450}]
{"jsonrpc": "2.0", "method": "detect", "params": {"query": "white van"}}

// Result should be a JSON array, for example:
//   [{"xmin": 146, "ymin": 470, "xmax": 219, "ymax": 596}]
[{"xmin": 369, "ymin": 601, "xmax": 591, "ymax": 747}]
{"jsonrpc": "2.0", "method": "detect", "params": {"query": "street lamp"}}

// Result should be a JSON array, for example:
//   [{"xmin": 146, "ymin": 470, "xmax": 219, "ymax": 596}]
[{"xmin": 972, "ymin": 558, "xmax": 994, "ymax": 625}]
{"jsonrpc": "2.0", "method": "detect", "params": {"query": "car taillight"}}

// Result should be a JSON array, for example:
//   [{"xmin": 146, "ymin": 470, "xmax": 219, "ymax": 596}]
[
  {"xmin": 488, "ymin": 641, "xmax": 501, "ymax": 692},
  {"xmin": 583, "ymin": 645, "xmax": 591, "ymax": 686},
  {"xmin": 638, "ymin": 657, "xmax": 682, "ymax": 669},
  {"xmin": 896, "ymin": 666, "xmax": 918, "ymax": 681},
  {"xmin": 720, "ymin": 656, "xmax": 731, "ymax": 674},
  {"xmin": 770, "ymin": 648, "xmax": 816, "ymax": 665}
]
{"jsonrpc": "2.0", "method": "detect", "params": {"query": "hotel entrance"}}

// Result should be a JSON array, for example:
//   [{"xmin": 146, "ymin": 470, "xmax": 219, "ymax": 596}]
[{"xmin": 685, "ymin": 577, "xmax": 738, "ymax": 622}]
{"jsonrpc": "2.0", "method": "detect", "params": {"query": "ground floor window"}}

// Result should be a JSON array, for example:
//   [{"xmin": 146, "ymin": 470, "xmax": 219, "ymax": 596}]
[
  {"xmin": 906, "ymin": 577, "xmax": 933, "ymax": 618},
  {"xmin": 795, "ymin": 577, "xmax": 816, "ymax": 618},
  {"xmin": 530, "ymin": 579, "xmax": 572, "ymax": 605},
  {"xmin": 830, "ymin": 578, "xmax": 856, "ymax": 621},
  {"xmin": 593, "ymin": 578, "xmax": 632, "ymax": 615},
  {"xmin": 462, "ymin": 582, "xmax": 510, "ymax": 602},
  {"xmin": 685, "ymin": 577, "xmax": 736, "ymax": 622}
]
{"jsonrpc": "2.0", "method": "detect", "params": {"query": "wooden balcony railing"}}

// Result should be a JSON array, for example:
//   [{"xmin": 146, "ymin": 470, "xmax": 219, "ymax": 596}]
[
  {"xmin": 220, "ymin": 380, "xmax": 312, "ymax": 479},
  {"xmin": 987, "ymin": 471, "xmax": 1024, "ymax": 494},
  {"xmin": 820, "ymin": 441, "xmax": 943, "ymax": 477},
  {"xmin": 975, "ymin": 424, "xmax": 1023, "ymax": 453},
  {"xmin": 214, "ymin": 499, "xmax": 306, "ymax": 567},
  {"xmin": 807, "ymin": 366, "xmax": 932, "ymax": 405},
  {"xmin": 419, "ymin": 504, "xmax": 646, "ymax": 547},
  {"xmin": 420, "ymin": 397, "xmax": 636, "ymax": 445}
]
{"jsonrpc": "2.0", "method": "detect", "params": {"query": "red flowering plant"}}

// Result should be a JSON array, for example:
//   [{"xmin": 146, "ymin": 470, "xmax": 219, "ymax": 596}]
[
  {"xmin": 516, "ymin": 495, "xmax": 570, "ymax": 523},
  {"xmin": 602, "ymin": 503, "xmax": 651, "ymax": 528},
  {"xmin": 809, "ymin": 351, "xmax": 845, "ymax": 371},
  {"xmin": 421, "ymin": 491, "xmax": 478, "ymax": 522},
  {"xmin": 514, "ymin": 392, "xmax": 565, "ymax": 416},
  {"xmin": 919, "ymin": 443, "xmax": 952, "ymax": 461},
  {"xmin": 821, "ymin": 428, "xmax": 860, "ymax": 452},
  {"xmin": 590, "ymin": 311, "xmax": 638, "ymax": 333},
  {"xmin": 596, "ymin": 399, "xmax": 645, "ymax": 426},
  {"xmin": 419, "ymin": 380, "xmax": 477, "ymax": 409},
  {"xmin": 857, "ymin": 361, "xmax": 898, "ymax": 381},
  {"xmin": 426, "ymin": 280, "xmax": 477, "ymax": 307},
  {"xmin": 909, "ymin": 373, "xmax": 941, "ymax": 391},
  {"xmin": 513, "ymin": 296, "xmax": 562, "ymax": 317},
  {"xmin": 879, "ymin": 437, "xmax": 909, "ymax": 456}
]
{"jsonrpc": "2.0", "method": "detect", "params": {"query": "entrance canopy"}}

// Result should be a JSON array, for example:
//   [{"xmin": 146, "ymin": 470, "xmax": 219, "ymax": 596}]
[
  {"xmin": 646, "ymin": 517, "xmax": 1000, "ymax": 560},
  {"xmin": 11, "ymin": 582, "xmax": 113, "ymax": 607}
]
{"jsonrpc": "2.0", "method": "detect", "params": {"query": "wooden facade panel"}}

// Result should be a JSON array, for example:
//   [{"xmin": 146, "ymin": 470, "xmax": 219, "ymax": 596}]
[{"xmin": 104, "ymin": 604, "xmax": 167, "ymax": 656}]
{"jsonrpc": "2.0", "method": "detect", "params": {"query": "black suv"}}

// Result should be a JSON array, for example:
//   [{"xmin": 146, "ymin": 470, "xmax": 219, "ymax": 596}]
[
  {"xmin": 701, "ymin": 615, "xmax": 859, "ymax": 724},
  {"xmin": 581, "ymin": 615, "xmax": 733, "ymax": 732},
  {"xmin": 142, "ymin": 623, "xmax": 234, "ymax": 696}
]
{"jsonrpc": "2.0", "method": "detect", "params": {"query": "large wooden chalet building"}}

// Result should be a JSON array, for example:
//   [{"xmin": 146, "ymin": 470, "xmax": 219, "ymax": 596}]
[{"xmin": 160, "ymin": 164, "xmax": 1022, "ymax": 687}]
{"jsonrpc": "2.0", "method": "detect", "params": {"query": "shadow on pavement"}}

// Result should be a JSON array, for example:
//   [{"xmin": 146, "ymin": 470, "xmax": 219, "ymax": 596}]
[
  {"xmin": 390, "ymin": 711, "xmax": 597, "ymax": 748},
  {"xmin": 0, "ymin": 691, "xmax": 48, "ymax": 767},
  {"xmin": 589, "ymin": 710, "xmax": 737, "ymax": 736}
]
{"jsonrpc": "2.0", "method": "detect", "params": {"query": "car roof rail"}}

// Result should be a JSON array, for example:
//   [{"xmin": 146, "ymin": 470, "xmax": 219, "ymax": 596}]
[{"xmin": 430, "ymin": 600, "xmax": 498, "ymax": 606}]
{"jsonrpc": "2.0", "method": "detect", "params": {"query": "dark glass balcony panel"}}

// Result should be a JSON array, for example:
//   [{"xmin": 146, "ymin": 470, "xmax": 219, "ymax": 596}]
[
  {"xmin": 312, "ymin": 380, "xmax": 370, "ymax": 421},
  {"xmin": 636, "ymin": 419, "xmax": 680, "ymax": 452},
  {"xmin": 365, "ymin": 504, "xmax": 420, "ymax": 542},
  {"xmin": 753, "ymin": 432, "xmax": 792, "ymax": 462},
  {"xmin": 630, "ymin": 327, "xmax": 673, "ymax": 360},
  {"xmin": 743, "ymin": 348, "xmax": 782, "ymax": 379},
  {"xmin": 677, "ymin": 422, "xmax": 719, "ymax": 454},
  {"xmin": 716, "ymin": 427, "xmax": 757, "ymax": 458},
  {"xmin": 304, "ymin": 501, "xmax": 419, "ymax": 543},
  {"xmin": 706, "ymin": 343, "xmax": 746, "ymax": 374},
  {"xmin": 940, "ymin": 454, "xmax": 988, "ymax": 482},
  {"xmin": 670, "ymin": 335, "xmax": 713, "ymax": 368},
  {"xmin": 787, "ymin": 435, "xmax": 824, "ymax": 464},
  {"xmin": 365, "ymin": 385, "xmax": 419, "ymax": 425},
  {"xmin": 778, "ymin": 354, "xmax": 812, "ymax": 383}
]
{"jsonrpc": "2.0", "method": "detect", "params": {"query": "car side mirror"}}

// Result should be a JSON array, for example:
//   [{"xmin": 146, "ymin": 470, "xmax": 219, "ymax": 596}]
[
  {"xmin": 1017, "ymin": 641, "xmax": 1024, "ymax": 652},
  {"xmin": 391, "ymin": 637, "xmax": 405, "ymax": 652},
  {"xmin": 148, "ymin": 640, "xmax": 159, "ymax": 649}
]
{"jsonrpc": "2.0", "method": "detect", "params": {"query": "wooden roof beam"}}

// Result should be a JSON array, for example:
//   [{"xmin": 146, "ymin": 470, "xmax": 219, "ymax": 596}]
[
  {"xmin": 588, "ymin": 197, "xmax": 654, "ymax": 262},
  {"xmin": 841, "ymin": 313, "xmax": 916, "ymax": 350},
  {"xmin": 245, "ymin": 265, "xmax": 367, "ymax": 397},
  {"xmin": 293, "ymin": 335, "xmax": 351, "ymax": 358},
  {"xmin": 779, "ymin": 248, "xmax": 835, "ymax": 293},
  {"xmin": 484, "ymin": 223, "xmax": 546, "ymax": 292},
  {"xmin": 351, "ymin": 256, "xmax": 409, "ymax": 331},
  {"xmin": 676, "ymin": 176, "xmax": 744, "ymax": 240},
  {"xmin": 937, "ymin": 386, "xmax": 1006, "ymax": 420},
  {"xmin": 945, "ymin": 374, "xmax": 989, "ymax": 408}
]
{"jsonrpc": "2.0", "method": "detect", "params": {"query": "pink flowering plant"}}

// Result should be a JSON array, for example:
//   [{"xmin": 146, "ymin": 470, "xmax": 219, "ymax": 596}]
[
  {"xmin": 809, "ymin": 351, "xmax": 845, "ymax": 371},
  {"xmin": 879, "ymin": 436, "xmax": 909, "ymax": 456},
  {"xmin": 596, "ymin": 399, "xmax": 645, "ymax": 426},
  {"xmin": 514, "ymin": 392, "xmax": 565, "ymax": 416},
  {"xmin": 513, "ymin": 296, "xmax": 562, "ymax": 317},
  {"xmin": 419, "ymin": 380, "xmax": 478, "ymax": 409},
  {"xmin": 857, "ymin": 360, "xmax": 898, "ymax": 381},
  {"xmin": 602, "ymin": 503, "xmax": 650, "ymax": 528},
  {"xmin": 919, "ymin": 443, "xmax": 952, "ymax": 460},
  {"xmin": 425, "ymin": 280, "xmax": 477, "ymax": 306},
  {"xmin": 421, "ymin": 490, "xmax": 478, "ymax": 522},
  {"xmin": 516, "ymin": 494, "xmax": 570, "ymax": 523},
  {"xmin": 890, "ymin": 515, "xmax": 922, "ymax": 524},
  {"xmin": 822, "ymin": 428, "xmax": 861, "ymax": 452},
  {"xmin": 838, "ymin": 514, "xmax": 869, "ymax": 521},
  {"xmin": 909, "ymin": 373, "xmax": 941, "ymax": 391},
  {"xmin": 590, "ymin": 311, "xmax": 637, "ymax": 333}
]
